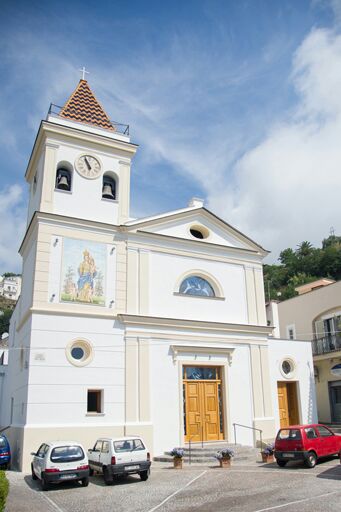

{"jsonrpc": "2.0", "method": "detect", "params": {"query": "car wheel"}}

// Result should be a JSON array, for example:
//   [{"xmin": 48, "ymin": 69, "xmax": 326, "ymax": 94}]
[
  {"xmin": 140, "ymin": 470, "xmax": 149, "ymax": 481},
  {"xmin": 31, "ymin": 464, "xmax": 38, "ymax": 480},
  {"xmin": 81, "ymin": 477, "xmax": 89, "ymax": 487},
  {"xmin": 276, "ymin": 460, "xmax": 287, "ymax": 467},
  {"xmin": 304, "ymin": 451, "xmax": 317, "ymax": 468},
  {"xmin": 41, "ymin": 474, "xmax": 50, "ymax": 491},
  {"xmin": 103, "ymin": 467, "xmax": 114, "ymax": 485}
]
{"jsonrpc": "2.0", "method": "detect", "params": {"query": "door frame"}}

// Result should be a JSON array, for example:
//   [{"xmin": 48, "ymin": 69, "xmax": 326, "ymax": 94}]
[
  {"xmin": 178, "ymin": 361, "xmax": 230, "ymax": 444},
  {"xmin": 328, "ymin": 380, "xmax": 341, "ymax": 423},
  {"xmin": 277, "ymin": 380, "xmax": 301, "ymax": 427}
]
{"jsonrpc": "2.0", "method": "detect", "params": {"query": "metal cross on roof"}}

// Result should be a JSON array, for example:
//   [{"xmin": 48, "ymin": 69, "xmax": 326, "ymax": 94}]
[{"xmin": 79, "ymin": 67, "xmax": 90, "ymax": 80}]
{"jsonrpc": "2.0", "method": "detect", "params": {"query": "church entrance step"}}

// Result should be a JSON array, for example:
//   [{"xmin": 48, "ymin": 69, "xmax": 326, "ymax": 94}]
[{"xmin": 153, "ymin": 444, "xmax": 261, "ymax": 464}]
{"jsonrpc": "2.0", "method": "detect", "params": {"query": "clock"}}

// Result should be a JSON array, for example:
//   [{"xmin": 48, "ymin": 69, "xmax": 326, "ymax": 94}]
[{"xmin": 75, "ymin": 154, "xmax": 101, "ymax": 179}]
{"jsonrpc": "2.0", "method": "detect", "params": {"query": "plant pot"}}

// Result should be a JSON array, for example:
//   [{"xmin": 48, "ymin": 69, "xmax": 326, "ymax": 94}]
[
  {"xmin": 261, "ymin": 453, "xmax": 274, "ymax": 463},
  {"xmin": 173, "ymin": 457, "xmax": 183, "ymax": 469},
  {"xmin": 219, "ymin": 458, "xmax": 231, "ymax": 468}
]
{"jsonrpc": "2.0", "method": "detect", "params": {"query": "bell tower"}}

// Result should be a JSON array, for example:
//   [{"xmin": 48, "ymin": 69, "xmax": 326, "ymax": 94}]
[{"xmin": 26, "ymin": 78, "xmax": 137, "ymax": 226}]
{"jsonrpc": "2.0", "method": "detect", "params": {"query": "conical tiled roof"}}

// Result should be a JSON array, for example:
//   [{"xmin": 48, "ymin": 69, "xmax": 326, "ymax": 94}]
[{"xmin": 60, "ymin": 80, "xmax": 115, "ymax": 131}]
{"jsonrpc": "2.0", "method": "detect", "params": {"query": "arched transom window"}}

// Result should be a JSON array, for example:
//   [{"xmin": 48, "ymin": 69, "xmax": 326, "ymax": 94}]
[{"xmin": 179, "ymin": 276, "xmax": 215, "ymax": 297}]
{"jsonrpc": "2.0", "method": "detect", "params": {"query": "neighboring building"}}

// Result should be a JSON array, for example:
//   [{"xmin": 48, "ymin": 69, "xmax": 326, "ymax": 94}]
[
  {"xmin": 276, "ymin": 279, "xmax": 341, "ymax": 424},
  {"xmin": 1, "ymin": 78, "xmax": 317, "ymax": 471},
  {"xmin": 0, "ymin": 275, "xmax": 22, "ymax": 301}
]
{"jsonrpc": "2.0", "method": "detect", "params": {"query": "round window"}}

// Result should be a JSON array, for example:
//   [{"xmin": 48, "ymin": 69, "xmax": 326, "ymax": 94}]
[
  {"xmin": 189, "ymin": 225, "xmax": 209, "ymax": 240},
  {"xmin": 282, "ymin": 360, "xmax": 292, "ymax": 375},
  {"xmin": 71, "ymin": 347, "xmax": 85, "ymax": 360},
  {"xmin": 66, "ymin": 339, "xmax": 93, "ymax": 367},
  {"xmin": 280, "ymin": 358, "xmax": 296, "ymax": 378}
]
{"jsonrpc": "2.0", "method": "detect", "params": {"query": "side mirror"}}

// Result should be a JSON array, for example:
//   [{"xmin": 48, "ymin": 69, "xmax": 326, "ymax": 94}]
[
  {"xmin": 30, "ymin": 452, "xmax": 36, "ymax": 456},
  {"xmin": 88, "ymin": 449, "xmax": 93, "ymax": 453}
]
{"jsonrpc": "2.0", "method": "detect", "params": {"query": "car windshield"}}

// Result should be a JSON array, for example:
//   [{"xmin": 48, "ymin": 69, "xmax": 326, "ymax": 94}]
[
  {"xmin": 50, "ymin": 445, "xmax": 84, "ymax": 463},
  {"xmin": 277, "ymin": 429, "xmax": 302, "ymax": 441}
]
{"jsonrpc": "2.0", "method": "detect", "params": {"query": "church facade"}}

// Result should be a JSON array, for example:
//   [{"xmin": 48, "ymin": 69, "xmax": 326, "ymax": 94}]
[{"xmin": 2, "ymin": 80, "xmax": 317, "ymax": 471}]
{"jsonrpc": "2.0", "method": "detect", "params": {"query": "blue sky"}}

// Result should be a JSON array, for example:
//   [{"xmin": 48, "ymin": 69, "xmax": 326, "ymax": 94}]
[{"xmin": 1, "ymin": 0, "xmax": 341, "ymax": 273}]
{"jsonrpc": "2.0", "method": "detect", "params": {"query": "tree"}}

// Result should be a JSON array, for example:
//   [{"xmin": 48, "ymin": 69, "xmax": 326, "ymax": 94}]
[{"xmin": 0, "ymin": 309, "xmax": 12, "ymax": 337}]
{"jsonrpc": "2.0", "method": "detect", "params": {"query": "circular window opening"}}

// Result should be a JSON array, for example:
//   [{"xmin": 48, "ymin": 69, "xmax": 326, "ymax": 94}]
[
  {"xmin": 282, "ymin": 360, "xmax": 292, "ymax": 375},
  {"xmin": 66, "ymin": 339, "xmax": 93, "ymax": 367},
  {"xmin": 71, "ymin": 347, "xmax": 85, "ymax": 360},
  {"xmin": 189, "ymin": 225, "xmax": 209, "ymax": 240}
]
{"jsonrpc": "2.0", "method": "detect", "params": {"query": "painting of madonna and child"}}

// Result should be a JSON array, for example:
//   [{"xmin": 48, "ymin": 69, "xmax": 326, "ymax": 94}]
[{"xmin": 60, "ymin": 238, "xmax": 106, "ymax": 305}]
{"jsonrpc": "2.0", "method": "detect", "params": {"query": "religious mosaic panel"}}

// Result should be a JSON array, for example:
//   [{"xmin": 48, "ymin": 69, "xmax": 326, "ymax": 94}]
[{"xmin": 60, "ymin": 238, "xmax": 106, "ymax": 306}]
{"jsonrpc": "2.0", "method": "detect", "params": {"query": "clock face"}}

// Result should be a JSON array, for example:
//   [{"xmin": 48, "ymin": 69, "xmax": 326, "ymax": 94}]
[{"xmin": 75, "ymin": 154, "xmax": 101, "ymax": 179}]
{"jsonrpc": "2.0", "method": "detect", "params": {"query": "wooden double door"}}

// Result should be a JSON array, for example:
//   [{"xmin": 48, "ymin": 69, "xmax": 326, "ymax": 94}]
[
  {"xmin": 277, "ymin": 381, "xmax": 300, "ymax": 428},
  {"xmin": 183, "ymin": 366, "xmax": 223, "ymax": 442}
]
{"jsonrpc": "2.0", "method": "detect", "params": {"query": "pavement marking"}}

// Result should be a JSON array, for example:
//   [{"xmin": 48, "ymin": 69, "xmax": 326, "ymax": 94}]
[
  {"xmin": 146, "ymin": 470, "xmax": 207, "ymax": 512},
  {"xmin": 39, "ymin": 492, "xmax": 65, "ymax": 512},
  {"xmin": 251, "ymin": 490, "xmax": 341, "ymax": 512}
]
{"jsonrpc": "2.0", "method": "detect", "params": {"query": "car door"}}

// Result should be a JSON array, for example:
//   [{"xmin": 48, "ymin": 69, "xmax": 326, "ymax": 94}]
[
  {"xmin": 89, "ymin": 441, "xmax": 102, "ymax": 471},
  {"xmin": 304, "ymin": 427, "xmax": 319, "ymax": 455},
  {"xmin": 315, "ymin": 425, "xmax": 336, "ymax": 456},
  {"xmin": 131, "ymin": 439, "xmax": 146, "ymax": 464},
  {"xmin": 113, "ymin": 439, "xmax": 134, "ymax": 465},
  {"xmin": 34, "ymin": 444, "xmax": 48, "ymax": 478},
  {"xmin": 99, "ymin": 441, "xmax": 110, "ymax": 468}
]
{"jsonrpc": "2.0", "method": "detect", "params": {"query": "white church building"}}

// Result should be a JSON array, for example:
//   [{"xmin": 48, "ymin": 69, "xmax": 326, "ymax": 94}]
[{"xmin": 1, "ymin": 79, "xmax": 317, "ymax": 471}]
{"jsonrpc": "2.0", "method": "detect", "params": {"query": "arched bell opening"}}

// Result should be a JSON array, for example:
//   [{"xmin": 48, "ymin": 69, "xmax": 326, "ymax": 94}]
[
  {"xmin": 55, "ymin": 162, "xmax": 72, "ymax": 192},
  {"xmin": 102, "ymin": 173, "xmax": 117, "ymax": 201}
]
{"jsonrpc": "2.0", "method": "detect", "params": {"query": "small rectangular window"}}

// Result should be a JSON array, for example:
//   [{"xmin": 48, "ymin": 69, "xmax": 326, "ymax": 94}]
[
  {"xmin": 87, "ymin": 390, "xmax": 102, "ymax": 413},
  {"xmin": 286, "ymin": 324, "xmax": 296, "ymax": 340}
]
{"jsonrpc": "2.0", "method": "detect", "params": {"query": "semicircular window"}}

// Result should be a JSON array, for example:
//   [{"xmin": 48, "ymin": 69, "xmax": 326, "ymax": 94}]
[{"xmin": 179, "ymin": 276, "xmax": 215, "ymax": 297}]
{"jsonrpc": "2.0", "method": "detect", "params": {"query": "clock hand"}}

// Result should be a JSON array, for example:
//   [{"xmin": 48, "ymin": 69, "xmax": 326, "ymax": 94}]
[{"xmin": 84, "ymin": 157, "xmax": 91, "ymax": 170}]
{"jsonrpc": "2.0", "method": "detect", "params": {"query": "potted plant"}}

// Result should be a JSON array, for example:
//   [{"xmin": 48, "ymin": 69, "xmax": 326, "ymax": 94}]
[
  {"xmin": 215, "ymin": 447, "xmax": 234, "ymax": 468},
  {"xmin": 170, "ymin": 448, "xmax": 184, "ymax": 469},
  {"xmin": 261, "ymin": 443, "xmax": 275, "ymax": 463}
]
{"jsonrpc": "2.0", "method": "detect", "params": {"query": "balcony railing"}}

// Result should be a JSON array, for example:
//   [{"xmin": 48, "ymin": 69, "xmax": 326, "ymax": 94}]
[
  {"xmin": 47, "ymin": 103, "xmax": 130, "ymax": 135},
  {"xmin": 312, "ymin": 334, "xmax": 341, "ymax": 356}
]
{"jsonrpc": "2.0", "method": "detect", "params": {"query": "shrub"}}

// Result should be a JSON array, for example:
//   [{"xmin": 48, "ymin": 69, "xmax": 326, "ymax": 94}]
[
  {"xmin": 170, "ymin": 447, "xmax": 184, "ymax": 458},
  {"xmin": 214, "ymin": 448, "xmax": 234, "ymax": 460},
  {"xmin": 0, "ymin": 471, "xmax": 9, "ymax": 512},
  {"xmin": 262, "ymin": 443, "xmax": 275, "ymax": 456}
]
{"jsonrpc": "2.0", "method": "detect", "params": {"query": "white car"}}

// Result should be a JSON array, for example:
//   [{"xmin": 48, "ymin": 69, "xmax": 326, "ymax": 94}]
[
  {"xmin": 31, "ymin": 441, "xmax": 89, "ymax": 490},
  {"xmin": 88, "ymin": 436, "xmax": 151, "ymax": 485}
]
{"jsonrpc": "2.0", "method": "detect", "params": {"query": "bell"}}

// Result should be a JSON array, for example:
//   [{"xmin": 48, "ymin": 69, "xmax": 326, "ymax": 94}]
[
  {"xmin": 57, "ymin": 175, "xmax": 70, "ymax": 190},
  {"xmin": 102, "ymin": 183, "xmax": 115, "ymax": 200}
]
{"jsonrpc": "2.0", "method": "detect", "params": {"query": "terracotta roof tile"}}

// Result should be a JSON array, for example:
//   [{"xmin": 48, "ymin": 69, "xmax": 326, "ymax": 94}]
[{"xmin": 60, "ymin": 80, "xmax": 115, "ymax": 131}]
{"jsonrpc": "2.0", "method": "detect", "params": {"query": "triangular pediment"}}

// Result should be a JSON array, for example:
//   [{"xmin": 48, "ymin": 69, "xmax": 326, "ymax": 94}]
[{"xmin": 125, "ymin": 207, "xmax": 268, "ymax": 255}]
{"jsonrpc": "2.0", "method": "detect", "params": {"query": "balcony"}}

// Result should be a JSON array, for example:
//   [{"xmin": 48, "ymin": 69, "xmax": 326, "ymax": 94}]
[
  {"xmin": 47, "ymin": 104, "xmax": 130, "ymax": 135},
  {"xmin": 312, "ymin": 334, "xmax": 341, "ymax": 356}
]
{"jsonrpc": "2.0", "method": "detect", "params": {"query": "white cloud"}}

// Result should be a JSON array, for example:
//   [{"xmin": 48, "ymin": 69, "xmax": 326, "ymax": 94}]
[
  {"xmin": 0, "ymin": 185, "xmax": 26, "ymax": 274},
  {"xmin": 208, "ymin": 27, "xmax": 341, "ymax": 260}
]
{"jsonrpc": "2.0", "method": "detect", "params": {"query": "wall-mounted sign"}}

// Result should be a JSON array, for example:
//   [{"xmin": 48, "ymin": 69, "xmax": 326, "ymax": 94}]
[{"xmin": 330, "ymin": 364, "xmax": 341, "ymax": 376}]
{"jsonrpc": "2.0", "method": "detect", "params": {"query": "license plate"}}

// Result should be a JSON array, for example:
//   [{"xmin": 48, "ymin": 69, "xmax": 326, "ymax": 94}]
[
  {"xmin": 60, "ymin": 474, "xmax": 77, "ymax": 480},
  {"xmin": 282, "ymin": 453, "xmax": 295, "ymax": 458},
  {"xmin": 125, "ymin": 465, "xmax": 139, "ymax": 471}
]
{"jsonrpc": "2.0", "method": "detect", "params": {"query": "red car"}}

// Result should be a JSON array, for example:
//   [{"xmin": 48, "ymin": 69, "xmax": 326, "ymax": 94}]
[{"xmin": 274, "ymin": 424, "xmax": 341, "ymax": 468}]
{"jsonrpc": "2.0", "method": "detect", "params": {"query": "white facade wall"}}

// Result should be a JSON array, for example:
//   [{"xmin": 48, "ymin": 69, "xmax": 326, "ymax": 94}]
[
  {"xmin": 149, "ymin": 252, "xmax": 248, "ymax": 324},
  {"xmin": 146, "ymin": 215, "xmax": 250, "ymax": 249},
  {"xmin": 26, "ymin": 314, "xmax": 125, "ymax": 426},
  {"xmin": 150, "ymin": 341, "xmax": 255, "ymax": 455},
  {"xmin": 27, "ymin": 153, "xmax": 44, "ymax": 225},
  {"xmin": 268, "ymin": 338, "xmax": 318, "ymax": 432},
  {"xmin": 53, "ymin": 143, "xmax": 121, "ymax": 225}
]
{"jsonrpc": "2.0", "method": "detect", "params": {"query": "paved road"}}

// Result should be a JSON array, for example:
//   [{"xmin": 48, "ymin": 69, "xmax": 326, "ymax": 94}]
[{"xmin": 5, "ymin": 459, "xmax": 341, "ymax": 512}]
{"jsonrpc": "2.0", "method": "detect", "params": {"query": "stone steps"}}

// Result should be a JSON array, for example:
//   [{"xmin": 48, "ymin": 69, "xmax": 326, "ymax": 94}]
[{"xmin": 153, "ymin": 443, "xmax": 261, "ymax": 464}]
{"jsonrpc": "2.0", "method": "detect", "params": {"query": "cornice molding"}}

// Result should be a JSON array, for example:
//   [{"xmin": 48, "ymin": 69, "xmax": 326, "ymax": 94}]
[{"xmin": 117, "ymin": 314, "xmax": 273, "ymax": 336}]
